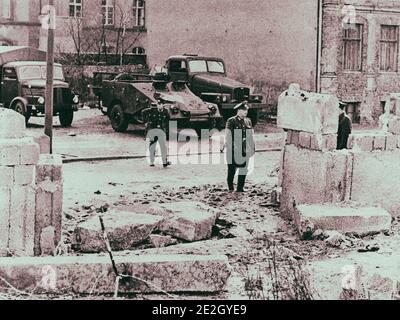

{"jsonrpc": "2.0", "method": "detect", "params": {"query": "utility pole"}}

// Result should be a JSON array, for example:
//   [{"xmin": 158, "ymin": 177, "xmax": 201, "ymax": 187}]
[{"xmin": 45, "ymin": 0, "xmax": 55, "ymax": 153}]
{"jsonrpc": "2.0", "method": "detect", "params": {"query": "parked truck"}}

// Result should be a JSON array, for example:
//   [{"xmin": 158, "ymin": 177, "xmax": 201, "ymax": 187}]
[
  {"xmin": 163, "ymin": 54, "xmax": 268, "ymax": 126},
  {"xmin": 0, "ymin": 46, "xmax": 79, "ymax": 126},
  {"xmin": 94, "ymin": 71, "xmax": 222, "ymax": 135}
]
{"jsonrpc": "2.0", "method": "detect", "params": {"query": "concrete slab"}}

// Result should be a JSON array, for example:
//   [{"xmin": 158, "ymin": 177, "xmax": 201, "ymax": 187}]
[
  {"xmin": 73, "ymin": 212, "xmax": 164, "ymax": 253},
  {"xmin": 293, "ymin": 203, "xmax": 391, "ymax": 237},
  {"xmin": 0, "ymin": 254, "xmax": 230, "ymax": 294},
  {"xmin": 277, "ymin": 85, "xmax": 339, "ymax": 134},
  {"xmin": 160, "ymin": 202, "xmax": 218, "ymax": 241}
]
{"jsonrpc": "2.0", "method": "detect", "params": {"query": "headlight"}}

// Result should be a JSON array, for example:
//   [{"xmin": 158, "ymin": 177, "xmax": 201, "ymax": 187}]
[
  {"xmin": 222, "ymin": 95, "xmax": 228, "ymax": 103},
  {"xmin": 208, "ymin": 104, "xmax": 217, "ymax": 113},
  {"xmin": 37, "ymin": 96, "xmax": 45, "ymax": 104},
  {"xmin": 73, "ymin": 95, "xmax": 79, "ymax": 104}
]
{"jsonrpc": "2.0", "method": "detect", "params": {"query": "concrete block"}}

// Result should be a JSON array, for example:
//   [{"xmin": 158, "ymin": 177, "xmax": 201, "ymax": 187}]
[
  {"xmin": 385, "ymin": 134, "xmax": 397, "ymax": 151},
  {"xmin": 25, "ymin": 132, "xmax": 50, "ymax": 154},
  {"xmin": 290, "ymin": 130, "xmax": 300, "ymax": 146},
  {"xmin": 0, "ymin": 254, "xmax": 230, "ymax": 294},
  {"xmin": 19, "ymin": 138, "xmax": 40, "ymax": 165},
  {"xmin": 40, "ymin": 226, "xmax": 56, "ymax": 256},
  {"xmin": 0, "ymin": 188, "xmax": 10, "ymax": 256},
  {"xmin": 277, "ymin": 85, "xmax": 339, "ymax": 134},
  {"xmin": 0, "ymin": 141, "xmax": 20, "ymax": 166},
  {"xmin": 36, "ymin": 154, "xmax": 63, "ymax": 182},
  {"xmin": 73, "ymin": 212, "xmax": 164, "ymax": 253},
  {"xmin": 34, "ymin": 155, "xmax": 63, "ymax": 256},
  {"xmin": 388, "ymin": 117, "xmax": 400, "ymax": 135},
  {"xmin": 351, "ymin": 151, "xmax": 400, "ymax": 215},
  {"xmin": 0, "ymin": 108, "xmax": 25, "ymax": 139},
  {"xmin": 0, "ymin": 166, "xmax": 14, "ymax": 189},
  {"xmin": 13, "ymin": 165, "xmax": 35, "ymax": 185},
  {"xmin": 34, "ymin": 179, "xmax": 63, "ymax": 256},
  {"xmin": 348, "ymin": 135, "xmax": 374, "ymax": 152},
  {"xmin": 373, "ymin": 135, "xmax": 386, "ymax": 151},
  {"xmin": 299, "ymin": 131, "xmax": 312, "ymax": 149},
  {"xmin": 310, "ymin": 134, "xmax": 337, "ymax": 151},
  {"xmin": 159, "ymin": 202, "xmax": 219, "ymax": 241},
  {"xmin": 280, "ymin": 145, "xmax": 352, "ymax": 218},
  {"xmin": 294, "ymin": 203, "xmax": 391, "ymax": 237},
  {"xmin": 8, "ymin": 185, "xmax": 35, "ymax": 256}
]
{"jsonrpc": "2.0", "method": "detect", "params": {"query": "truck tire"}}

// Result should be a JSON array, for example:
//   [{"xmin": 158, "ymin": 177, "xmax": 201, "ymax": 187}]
[
  {"xmin": 13, "ymin": 101, "xmax": 30, "ymax": 124},
  {"xmin": 59, "ymin": 109, "xmax": 74, "ymax": 127},
  {"xmin": 110, "ymin": 104, "xmax": 129, "ymax": 132}
]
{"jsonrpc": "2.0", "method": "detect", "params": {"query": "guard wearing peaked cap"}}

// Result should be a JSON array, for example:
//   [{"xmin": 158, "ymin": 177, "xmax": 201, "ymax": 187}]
[
  {"xmin": 337, "ymin": 100, "xmax": 352, "ymax": 150},
  {"xmin": 222, "ymin": 101, "xmax": 255, "ymax": 193}
]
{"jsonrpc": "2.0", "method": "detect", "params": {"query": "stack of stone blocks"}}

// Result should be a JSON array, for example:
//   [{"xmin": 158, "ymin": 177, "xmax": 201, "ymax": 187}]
[
  {"xmin": 0, "ymin": 108, "xmax": 62, "ymax": 257},
  {"xmin": 277, "ymin": 84, "xmax": 392, "ymax": 237}
]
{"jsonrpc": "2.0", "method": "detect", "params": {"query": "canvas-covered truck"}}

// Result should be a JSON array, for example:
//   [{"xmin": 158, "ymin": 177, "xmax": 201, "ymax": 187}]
[
  {"xmin": 95, "ymin": 72, "xmax": 222, "ymax": 134},
  {"xmin": 0, "ymin": 46, "xmax": 79, "ymax": 126},
  {"xmin": 164, "ymin": 54, "xmax": 268, "ymax": 126}
]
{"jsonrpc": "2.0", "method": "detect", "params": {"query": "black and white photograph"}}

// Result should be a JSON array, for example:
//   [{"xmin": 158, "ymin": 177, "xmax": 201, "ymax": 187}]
[{"xmin": 0, "ymin": 0, "xmax": 399, "ymax": 307}]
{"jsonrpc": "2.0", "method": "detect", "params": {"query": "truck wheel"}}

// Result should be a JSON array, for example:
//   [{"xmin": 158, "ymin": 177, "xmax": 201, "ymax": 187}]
[
  {"xmin": 13, "ymin": 101, "xmax": 29, "ymax": 124},
  {"xmin": 110, "ymin": 104, "xmax": 129, "ymax": 132},
  {"xmin": 59, "ymin": 109, "xmax": 74, "ymax": 127}
]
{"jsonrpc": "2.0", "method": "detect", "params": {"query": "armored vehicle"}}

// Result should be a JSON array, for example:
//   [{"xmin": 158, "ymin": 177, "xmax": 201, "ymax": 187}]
[
  {"xmin": 0, "ymin": 46, "xmax": 79, "ymax": 126},
  {"xmin": 97, "ymin": 72, "xmax": 222, "ymax": 134},
  {"xmin": 164, "ymin": 54, "xmax": 267, "ymax": 126}
]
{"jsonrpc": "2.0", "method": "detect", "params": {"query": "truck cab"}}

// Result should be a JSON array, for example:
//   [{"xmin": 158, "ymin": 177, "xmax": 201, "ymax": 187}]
[
  {"xmin": 165, "ymin": 54, "xmax": 267, "ymax": 125},
  {"xmin": 0, "ymin": 46, "xmax": 79, "ymax": 126}
]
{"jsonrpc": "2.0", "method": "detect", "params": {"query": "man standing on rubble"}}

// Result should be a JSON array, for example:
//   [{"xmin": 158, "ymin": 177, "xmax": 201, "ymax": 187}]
[
  {"xmin": 142, "ymin": 101, "xmax": 172, "ymax": 168},
  {"xmin": 222, "ymin": 101, "xmax": 255, "ymax": 192},
  {"xmin": 337, "ymin": 101, "xmax": 352, "ymax": 150}
]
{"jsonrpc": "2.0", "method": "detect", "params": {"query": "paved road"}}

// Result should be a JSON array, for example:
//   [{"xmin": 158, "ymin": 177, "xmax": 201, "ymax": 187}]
[{"xmin": 27, "ymin": 108, "xmax": 286, "ymax": 160}]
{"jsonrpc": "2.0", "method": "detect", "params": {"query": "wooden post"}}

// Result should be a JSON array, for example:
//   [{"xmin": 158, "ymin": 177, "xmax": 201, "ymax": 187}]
[{"xmin": 45, "ymin": 0, "xmax": 55, "ymax": 154}]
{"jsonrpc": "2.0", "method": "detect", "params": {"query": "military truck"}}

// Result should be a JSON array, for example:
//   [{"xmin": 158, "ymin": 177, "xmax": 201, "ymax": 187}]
[
  {"xmin": 0, "ymin": 46, "xmax": 79, "ymax": 126},
  {"xmin": 97, "ymin": 72, "xmax": 222, "ymax": 134},
  {"xmin": 163, "ymin": 54, "xmax": 267, "ymax": 126}
]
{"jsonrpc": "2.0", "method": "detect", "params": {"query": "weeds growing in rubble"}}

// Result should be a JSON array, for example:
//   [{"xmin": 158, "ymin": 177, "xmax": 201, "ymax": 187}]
[{"xmin": 239, "ymin": 237, "xmax": 316, "ymax": 300}]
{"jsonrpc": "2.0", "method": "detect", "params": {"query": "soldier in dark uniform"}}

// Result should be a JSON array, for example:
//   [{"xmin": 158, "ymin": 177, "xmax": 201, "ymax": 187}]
[
  {"xmin": 223, "ymin": 101, "xmax": 256, "ymax": 192},
  {"xmin": 142, "ymin": 101, "xmax": 172, "ymax": 167},
  {"xmin": 337, "ymin": 101, "xmax": 352, "ymax": 150}
]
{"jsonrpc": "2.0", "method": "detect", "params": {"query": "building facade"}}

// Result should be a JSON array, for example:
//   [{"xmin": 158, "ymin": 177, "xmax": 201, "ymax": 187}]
[
  {"xmin": 321, "ymin": 0, "xmax": 400, "ymax": 124},
  {"xmin": 0, "ymin": 0, "xmax": 42, "ymax": 47}
]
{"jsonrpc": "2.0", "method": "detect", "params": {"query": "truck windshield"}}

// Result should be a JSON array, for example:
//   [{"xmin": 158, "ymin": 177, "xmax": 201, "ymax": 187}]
[
  {"xmin": 188, "ymin": 60, "xmax": 225, "ymax": 74},
  {"xmin": 18, "ymin": 65, "xmax": 65, "ymax": 81}
]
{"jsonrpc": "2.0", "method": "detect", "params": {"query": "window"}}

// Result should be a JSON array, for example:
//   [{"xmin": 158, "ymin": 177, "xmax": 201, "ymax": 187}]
[
  {"xmin": 2, "ymin": 0, "xmax": 11, "ymax": 18},
  {"xmin": 380, "ymin": 25, "xmax": 399, "ymax": 72},
  {"xmin": 346, "ymin": 102, "xmax": 361, "ymax": 124},
  {"xmin": 343, "ymin": 24, "xmax": 363, "ymax": 71},
  {"xmin": 3, "ymin": 68, "xmax": 17, "ymax": 80},
  {"xmin": 69, "ymin": 0, "xmax": 83, "ymax": 17},
  {"xmin": 102, "ymin": 0, "xmax": 114, "ymax": 26},
  {"xmin": 133, "ymin": 0, "xmax": 145, "ymax": 26}
]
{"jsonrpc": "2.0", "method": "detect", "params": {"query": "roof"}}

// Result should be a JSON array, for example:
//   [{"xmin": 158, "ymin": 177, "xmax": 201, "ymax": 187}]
[
  {"xmin": 167, "ymin": 55, "xmax": 225, "ymax": 62},
  {"xmin": 3, "ymin": 61, "xmax": 62, "ymax": 68},
  {"xmin": 0, "ymin": 46, "xmax": 47, "ymax": 65}
]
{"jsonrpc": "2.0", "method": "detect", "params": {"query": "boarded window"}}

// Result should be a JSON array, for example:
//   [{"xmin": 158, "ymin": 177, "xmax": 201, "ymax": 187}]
[
  {"xmin": 69, "ymin": 0, "xmax": 83, "ymax": 17},
  {"xmin": 380, "ymin": 25, "xmax": 399, "ymax": 72},
  {"xmin": 343, "ymin": 24, "xmax": 363, "ymax": 71}
]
